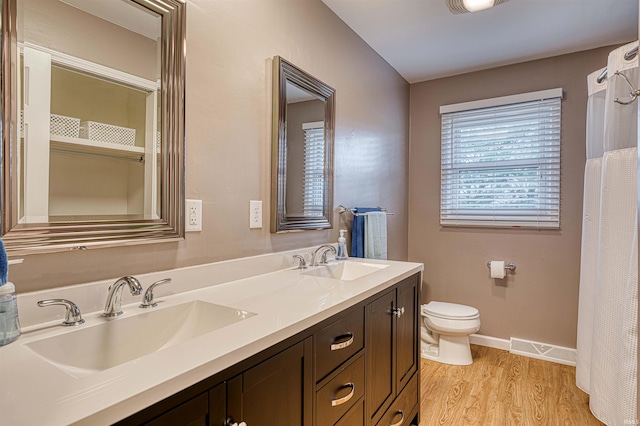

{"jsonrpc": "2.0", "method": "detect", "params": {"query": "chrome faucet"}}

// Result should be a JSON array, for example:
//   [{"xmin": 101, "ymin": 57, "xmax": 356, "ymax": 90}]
[
  {"xmin": 292, "ymin": 254, "xmax": 307, "ymax": 269},
  {"xmin": 140, "ymin": 278, "xmax": 172, "ymax": 308},
  {"xmin": 311, "ymin": 245, "xmax": 337, "ymax": 266},
  {"xmin": 103, "ymin": 276, "xmax": 143, "ymax": 317},
  {"xmin": 37, "ymin": 299, "xmax": 85, "ymax": 326}
]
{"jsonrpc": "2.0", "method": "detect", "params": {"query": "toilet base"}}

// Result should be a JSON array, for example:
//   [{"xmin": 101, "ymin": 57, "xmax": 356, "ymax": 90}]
[{"xmin": 420, "ymin": 334, "xmax": 474, "ymax": 366}]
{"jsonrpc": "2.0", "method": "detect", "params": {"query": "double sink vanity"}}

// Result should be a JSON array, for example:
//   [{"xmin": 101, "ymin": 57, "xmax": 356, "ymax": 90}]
[{"xmin": 0, "ymin": 249, "xmax": 423, "ymax": 426}]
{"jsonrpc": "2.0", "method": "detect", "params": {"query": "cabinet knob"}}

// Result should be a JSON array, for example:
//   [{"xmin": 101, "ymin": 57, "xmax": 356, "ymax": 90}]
[
  {"xmin": 390, "ymin": 409, "xmax": 405, "ymax": 426},
  {"xmin": 392, "ymin": 306, "xmax": 405, "ymax": 318}
]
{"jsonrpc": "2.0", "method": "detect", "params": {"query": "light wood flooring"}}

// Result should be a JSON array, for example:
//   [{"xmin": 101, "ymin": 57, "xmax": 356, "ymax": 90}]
[{"xmin": 419, "ymin": 345, "xmax": 604, "ymax": 426}]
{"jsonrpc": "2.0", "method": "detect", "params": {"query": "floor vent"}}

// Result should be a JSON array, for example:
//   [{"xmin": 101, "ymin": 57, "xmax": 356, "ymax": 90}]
[{"xmin": 510, "ymin": 337, "xmax": 576, "ymax": 366}]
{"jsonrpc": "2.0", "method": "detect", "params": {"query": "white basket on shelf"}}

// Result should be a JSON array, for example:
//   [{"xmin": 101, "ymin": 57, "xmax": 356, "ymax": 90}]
[
  {"xmin": 50, "ymin": 114, "xmax": 81, "ymax": 138},
  {"xmin": 79, "ymin": 120, "xmax": 136, "ymax": 146}
]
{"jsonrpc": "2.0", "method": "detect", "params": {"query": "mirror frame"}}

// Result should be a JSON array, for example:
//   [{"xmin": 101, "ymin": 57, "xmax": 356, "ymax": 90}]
[
  {"xmin": 0, "ymin": 0, "xmax": 186, "ymax": 255},
  {"xmin": 271, "ymin": 56, "xmax": 335, "ymax": 233}
]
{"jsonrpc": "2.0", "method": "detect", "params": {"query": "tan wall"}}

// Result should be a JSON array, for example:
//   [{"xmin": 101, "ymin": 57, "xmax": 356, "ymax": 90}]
[
  {"xmin": 10, "ymin": 0, "xmax": 410, "ymax": 293},
  {"xmin": 408, "ymin": 46, "xmax": 620, "ymax": 348}
]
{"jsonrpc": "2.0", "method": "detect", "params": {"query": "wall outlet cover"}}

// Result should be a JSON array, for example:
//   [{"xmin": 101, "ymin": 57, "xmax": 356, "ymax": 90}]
[
  {"xmin": 250, "ymin": 200, "xmax": 262, "ymax": 229},
  {"xmin": 186, "ymin": 199, "xmax": 202, "ymax": 232}
]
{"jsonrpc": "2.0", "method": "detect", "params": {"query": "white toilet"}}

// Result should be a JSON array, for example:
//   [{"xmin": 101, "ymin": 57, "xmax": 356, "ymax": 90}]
[{"xmin": 421, "ymin": 301, "xmax": 481, "ymax": 366}]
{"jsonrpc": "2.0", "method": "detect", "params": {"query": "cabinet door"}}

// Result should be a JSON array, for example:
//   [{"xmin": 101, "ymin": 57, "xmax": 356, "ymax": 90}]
[
  {"xmin": 227, "ymin": 338, "xmax": 312, "ymax": 426},
  {"xmin": 396, "ymin": 275, "xmax": 418, "ymax": 392},
  {"xmin": 142, "ymin": 392, "xmax": 209, "ymax": 426},
  {"xmin": 366, "ymin": 290, "xmax": 395, "ymax": 422},
  {"xmin": 209, "ymin": 383, "xmax": 226, "ymax": 426}
]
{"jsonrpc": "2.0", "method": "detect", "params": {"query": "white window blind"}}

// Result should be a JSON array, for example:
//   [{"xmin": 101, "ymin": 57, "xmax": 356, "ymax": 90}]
[
  {"xmin": 440, "ymin": 89, "xmax": 562, "ymax": 228},
  {"xmin": 303, "ymin": 121, "xmax": 325, "ymax": 217}
]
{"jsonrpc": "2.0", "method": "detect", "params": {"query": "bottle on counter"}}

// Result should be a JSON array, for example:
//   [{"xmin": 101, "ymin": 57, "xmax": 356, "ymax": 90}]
[
  {"xmin": 336, "ymin": 229, "xmax": 349, "ymax": 261},
  {"xmin": 0, "ymin": 282, "xmax": 21, "ymax": 346}
]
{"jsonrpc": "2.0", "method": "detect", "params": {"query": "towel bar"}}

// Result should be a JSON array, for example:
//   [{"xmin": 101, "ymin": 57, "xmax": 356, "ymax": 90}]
[{"xmin": 337, "ymin": 205, "xmax": 394, "ymax": 216}]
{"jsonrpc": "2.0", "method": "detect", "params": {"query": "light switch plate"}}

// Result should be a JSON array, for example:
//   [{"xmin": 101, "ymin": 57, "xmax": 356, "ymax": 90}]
[
  {"xmin": 250, "ymin": 200, "xmax": 262, "ymax": 229},
  {"xmin": 186, "ymin": 199, "xmax": 202, "ymax": 232}
]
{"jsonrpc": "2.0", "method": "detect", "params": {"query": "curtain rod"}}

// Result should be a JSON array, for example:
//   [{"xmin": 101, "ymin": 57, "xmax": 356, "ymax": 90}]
[{"xmin": 597, "ymin": 46, "xmax": 638, "ymax": 84}]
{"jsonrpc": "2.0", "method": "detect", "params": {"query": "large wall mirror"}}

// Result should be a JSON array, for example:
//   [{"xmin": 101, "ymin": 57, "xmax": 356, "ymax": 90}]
[
  {"xmin": 271, "ymin": 56, "xmax": 335, "ymax": 232},
  {"xmin": 0, "ymin": 0, "xmax": 186, "ymax": 255}
]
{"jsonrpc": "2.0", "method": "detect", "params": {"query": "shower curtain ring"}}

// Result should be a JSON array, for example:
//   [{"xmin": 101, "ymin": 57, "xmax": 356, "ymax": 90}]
[{"xmin": 613, "ymin": 71, "xmax": 640, "ymax": 105}]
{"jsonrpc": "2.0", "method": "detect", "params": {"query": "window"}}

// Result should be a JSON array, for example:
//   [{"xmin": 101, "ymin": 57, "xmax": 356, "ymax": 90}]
[
  {"xmin": 303, "ymin": 121, "xmax": 325, "ymax": 217},
  {"xmin": 440, "ymin": 88, "xmax": 562, "ymax": 228}
]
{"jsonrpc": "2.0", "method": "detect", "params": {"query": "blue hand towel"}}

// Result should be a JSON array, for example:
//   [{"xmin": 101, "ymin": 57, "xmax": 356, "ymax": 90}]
[
  {"xmin": 351, "ymin": 207, "xmax": 381, "ymax": 258},
  {"xmin": 0, "ymin": 239, "xmax": 7, "ymax": 285},
  {"xmin": 364, "ymin": 211, "xmax": 387, "ymax": 260}
]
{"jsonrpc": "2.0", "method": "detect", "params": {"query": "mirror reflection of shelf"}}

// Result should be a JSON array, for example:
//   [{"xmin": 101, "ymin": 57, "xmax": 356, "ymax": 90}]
[
  {"xmin": 50, "ymin": 134, "xmax": 144, "ymax": 160},
  {"xmin": 20, "ymin": 43, "xmax": 161, "ymax": 222}
]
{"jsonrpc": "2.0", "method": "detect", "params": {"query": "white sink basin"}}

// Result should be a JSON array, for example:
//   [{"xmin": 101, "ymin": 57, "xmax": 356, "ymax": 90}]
[
  {"xmin": 303, "ymin": 261, "xmax": 389, "ymax": 281},
  {"xmin": 26, "ymin": 301, "xmax": 255, "ymax": 377}
]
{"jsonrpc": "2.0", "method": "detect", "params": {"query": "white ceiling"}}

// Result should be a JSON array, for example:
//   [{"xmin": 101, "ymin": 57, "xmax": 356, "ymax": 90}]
[{"xmin": 321, "ymin": 0, "xmax": 639, "ymax": 83}]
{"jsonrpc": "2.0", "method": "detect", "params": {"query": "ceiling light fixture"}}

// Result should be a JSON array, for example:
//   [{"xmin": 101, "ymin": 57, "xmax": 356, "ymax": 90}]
[{"xmin": 446, "ymin": 0, "xmax": 510, "ymax": 14}]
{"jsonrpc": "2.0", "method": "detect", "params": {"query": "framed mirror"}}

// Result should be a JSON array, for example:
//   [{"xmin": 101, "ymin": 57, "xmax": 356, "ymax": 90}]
[
  {"xmin": 271, "ymin": 56, "xmax": 335, "ymax": 233},
  {"xmin": 0, "ymin": 0, "xmax": 186, "ymax": 255}
]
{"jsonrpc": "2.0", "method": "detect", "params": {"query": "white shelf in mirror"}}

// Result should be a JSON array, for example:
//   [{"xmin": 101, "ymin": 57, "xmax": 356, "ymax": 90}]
[{"xmin": 50, "ymin": 134, "xmax": 144, "ymax": 160}]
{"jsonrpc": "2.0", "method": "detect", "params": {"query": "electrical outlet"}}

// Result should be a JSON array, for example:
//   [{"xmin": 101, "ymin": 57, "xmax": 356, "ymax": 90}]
[
  {"xmin": 249, "ymin": 200, "xmax": 262, "ymax": 229},
  {"xmin": 186, "ymin": 199, "xmax": 202, "ymax": 232}
]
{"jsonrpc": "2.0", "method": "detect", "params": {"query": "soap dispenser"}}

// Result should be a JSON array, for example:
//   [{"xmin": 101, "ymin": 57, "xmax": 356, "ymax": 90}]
[
  {"xmin": 0, "ymin": 282, "xmax": 21, "ymax": 346},
  {"xmin": 336, "ymin": 230, "xmax": 348, "ymax": 261}
]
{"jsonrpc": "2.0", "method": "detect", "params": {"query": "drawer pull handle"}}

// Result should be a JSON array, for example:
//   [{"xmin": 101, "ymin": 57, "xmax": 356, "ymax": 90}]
[
  {"xmin": 390, "ymin": 409, "xmax": 404, "ymax": 426},
  {"xmin": 331, "ymin": 332, "xmax": 355, "ymax": 351},
  {"xmin": 331, "ymin": 382, "xmax": 355, "ymax": 407}
]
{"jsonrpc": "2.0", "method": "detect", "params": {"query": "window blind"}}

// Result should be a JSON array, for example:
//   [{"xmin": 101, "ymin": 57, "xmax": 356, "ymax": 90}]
[
  {"xmin": 303, "ymin": 121, "xmax": 325, "ymax": 217},
  {"xmin": 440, "ymin": 92, "xmax": 561, "ymax": 228}
]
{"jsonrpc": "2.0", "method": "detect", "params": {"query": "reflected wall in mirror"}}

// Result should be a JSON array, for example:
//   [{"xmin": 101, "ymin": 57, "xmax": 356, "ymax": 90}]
[
  {"xmin": 271, "ymin": 56, "xmax": 335, "ymax": 233},
  {"xmin": 1, "ymin": 0, "xmax": 186, "ymax": 255}
]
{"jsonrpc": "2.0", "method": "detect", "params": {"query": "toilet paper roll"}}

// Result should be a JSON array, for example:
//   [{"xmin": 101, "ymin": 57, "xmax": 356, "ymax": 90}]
[{"xmin": 490, "ymin": 261, "xmax": 505, "ymax": 279}]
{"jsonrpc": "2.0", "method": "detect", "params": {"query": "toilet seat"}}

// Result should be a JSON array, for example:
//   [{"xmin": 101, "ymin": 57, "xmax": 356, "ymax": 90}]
[{"xmin": 422, "ymin": 301, "xmax": 479, "ymax": 320}]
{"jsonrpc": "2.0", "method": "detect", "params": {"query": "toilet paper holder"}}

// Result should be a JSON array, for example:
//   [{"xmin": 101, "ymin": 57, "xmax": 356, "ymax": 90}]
[{"xmin": 486, "ymin": 261, "xmax": 517, "ymax": 271}]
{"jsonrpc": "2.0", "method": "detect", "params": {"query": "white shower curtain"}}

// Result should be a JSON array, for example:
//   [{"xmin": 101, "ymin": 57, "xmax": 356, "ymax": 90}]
[{"xmin": 577, "ymin": 41, "xmax": 638, "ymax": 426}]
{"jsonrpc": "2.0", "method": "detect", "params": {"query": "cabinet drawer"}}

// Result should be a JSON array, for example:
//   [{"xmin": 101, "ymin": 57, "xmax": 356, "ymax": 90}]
[
  {"xmin": 316, "ymin": 354, "xmax": 365, "ymax": 426},
  {"xmin": 375, "ymin": 373, "xmax": 418, "ymax": 426},
  {"xmin": 315, "ymin": 307, "xmax": 364, "ymax": 380},
  {"xmin": 335, "ymin": 397, "xmax": 364, "ymax": 426}
]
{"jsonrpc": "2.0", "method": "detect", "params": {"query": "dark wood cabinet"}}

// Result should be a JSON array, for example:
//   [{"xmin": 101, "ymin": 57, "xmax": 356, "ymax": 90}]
[
  {"xmin": 396, "ymin": 275, "xmax": 419, "ymax": 393},
  {"xmin": 143, "ymin": 391, "xmax": 209, "ymax": 426},
  {"xmin": 366, "ymin": 274, "xmax": 420, "ymax": 426},
  {"xmin": 226, "ymin": 339, "xmax": 312, "ymax": 426},
  {"xmin": 116, "ymin": 272, "xmax": 421, "ymax": 426},
  {"xmin": 316, "ymin": 354, "xmax": 365, "ymax": 426},
  {"xmin": 366, "ymin": 290, "xmax": 395, "ymax": 420}
]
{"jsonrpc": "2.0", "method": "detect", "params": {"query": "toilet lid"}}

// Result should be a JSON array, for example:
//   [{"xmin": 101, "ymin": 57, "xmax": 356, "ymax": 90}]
[{"xmin": 423, "ymin": 301, "xmax": 479, "ymax": 320}]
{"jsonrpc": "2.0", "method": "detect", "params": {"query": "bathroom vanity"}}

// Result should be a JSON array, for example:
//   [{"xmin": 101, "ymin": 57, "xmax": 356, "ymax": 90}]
[
  {"xmin": 118, "ymin": 272, "xmax": 419, "ymax": 426},
  {"xmin": 0, "ymin": 252, "xmax": 423, "ymax": 425}
]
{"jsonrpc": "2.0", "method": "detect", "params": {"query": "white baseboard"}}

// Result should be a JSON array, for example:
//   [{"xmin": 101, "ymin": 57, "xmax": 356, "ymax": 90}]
[
  {"xmin": 469, "ymin": 334, "xmax": 577, "ymax": 366},
  {"xmin": 469, "ymin": 334, "xmax": 510, "ymax": 350}
]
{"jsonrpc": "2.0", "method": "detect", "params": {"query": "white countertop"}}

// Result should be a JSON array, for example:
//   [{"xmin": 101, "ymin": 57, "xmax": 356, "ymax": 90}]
[{"xmin": 0, "ymin": 257, "xmax": 423, "ymax": 426}]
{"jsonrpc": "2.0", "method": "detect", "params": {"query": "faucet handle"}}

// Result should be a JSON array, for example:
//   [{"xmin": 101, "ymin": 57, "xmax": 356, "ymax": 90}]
[
  {"xmin": 140, "ymin": 278, "xmax": 172, "ymax": 308},
  {"xmin": 320, "ymin": 246, "xmax": 337, "ymax": 265},
  {"xmin": 37, "ymin": 299, "xmax": 85, "ymax": 326},
  {"xmin": 292, "ymin": 255, "xmax": 307, "ymax": 270}
]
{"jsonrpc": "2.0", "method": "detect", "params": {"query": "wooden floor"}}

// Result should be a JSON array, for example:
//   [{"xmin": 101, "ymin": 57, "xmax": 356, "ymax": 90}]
[{"xmin": 419, "ymin": 345, "xmax": 604, "ymax": 426}]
